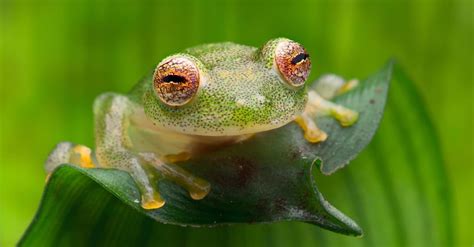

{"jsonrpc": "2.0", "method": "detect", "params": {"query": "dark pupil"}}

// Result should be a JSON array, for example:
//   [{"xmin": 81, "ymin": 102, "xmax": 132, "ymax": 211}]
[
  {"xmin": 163, "ymin": 75, "xmax": 186, "ymax": 83},
  {"xmin": 291, "ymin": 53, "xmax": 309, "ymax": 65}
]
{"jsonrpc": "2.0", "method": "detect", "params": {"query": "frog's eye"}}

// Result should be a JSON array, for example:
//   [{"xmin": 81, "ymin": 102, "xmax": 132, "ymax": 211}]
[
  {"xmin": 153, "ymin": 56, "xmax": 200, "ymax": 106},
  {"xmin": 274, "ymin": 40, "xmax": 311, "ymax": 87}
]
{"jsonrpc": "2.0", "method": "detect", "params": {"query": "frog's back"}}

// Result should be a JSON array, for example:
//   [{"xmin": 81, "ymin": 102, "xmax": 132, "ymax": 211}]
[
  {"xmin": 128, "ymin": 42, "xmax": 258, "ymax": 103},
  {"xmin": 184, "ymin": 42, "xmax": 258, "ymax": 68}
]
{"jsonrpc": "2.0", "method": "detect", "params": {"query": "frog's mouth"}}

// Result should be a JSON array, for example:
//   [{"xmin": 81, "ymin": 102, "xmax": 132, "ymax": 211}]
[
  {"xmin": 218, "ymin": 119, "xmax": 296, "ymax": 136},
  {"xmin": 169, "ymin": 114, "xmax": 298, "ymax": 137},
  {"xmin": 135, "ymin": 103, "xmax": 299, "ymax": 138}
]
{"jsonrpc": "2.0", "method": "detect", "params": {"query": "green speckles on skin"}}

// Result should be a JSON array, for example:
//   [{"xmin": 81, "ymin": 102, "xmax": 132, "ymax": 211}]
[
  {"xmin": 185, "ymin": 43, "xmax": 256, "ymax": 69},
  {"xmin": 141, "ymin": 39, "xmax": 309, "ymax": 136}
]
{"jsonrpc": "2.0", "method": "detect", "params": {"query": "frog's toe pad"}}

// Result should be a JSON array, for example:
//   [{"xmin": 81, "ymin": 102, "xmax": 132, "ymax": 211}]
[
  {"xmin": 333, "ymin": 109, "xmax": 359, "ymax": 127},
  {"xmin": 70, "ymin": 145, "xmax": 96, "ymax": 168},
  {"xmin": 305, "ymin": 129, "xmax": 328, "ymax": 143},
  {"xmin": 188, "ymin": 179, "xmax": 211, "ymax": 200},
  {"xmin": 141, "ymin": 193, "xmax": 166, "ymax": 210}
]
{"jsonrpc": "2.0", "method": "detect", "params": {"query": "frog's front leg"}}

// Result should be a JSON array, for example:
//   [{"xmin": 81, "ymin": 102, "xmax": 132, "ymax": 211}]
[
  {"xmin": 139, "ymin": 153, "xmax": 210, "ymax": 200},
  {"xmin": 94, "ymin": 93, "xmax": 167, "ymax": 209},
  {"xmin": 296, "ymin": 75, "xmax": 359, "ymax": 143},
  {"xmin": 94, "ymin": 93, "xmax": 210, "ymax": 209},
  {"xmin": 101, "ymin": 148, "xmax": 165, "ymax": 209}
]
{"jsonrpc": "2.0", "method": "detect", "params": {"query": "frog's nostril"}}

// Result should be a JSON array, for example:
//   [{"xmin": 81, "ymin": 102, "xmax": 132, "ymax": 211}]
[{"xmin": 163, "ymin": 75, "xmax": 186, "ymax": 83}]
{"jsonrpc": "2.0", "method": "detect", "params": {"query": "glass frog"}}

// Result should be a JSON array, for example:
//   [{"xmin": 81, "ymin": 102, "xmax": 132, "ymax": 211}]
[{"xmin": 45, "ymin": 38, "xmax": 359, "ymax": 210}]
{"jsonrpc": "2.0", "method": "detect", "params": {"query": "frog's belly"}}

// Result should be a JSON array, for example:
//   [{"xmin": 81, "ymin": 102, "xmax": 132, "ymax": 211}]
[{"xmin": 127, "ymin": 123, "xmax": 249, "ymax": 159}]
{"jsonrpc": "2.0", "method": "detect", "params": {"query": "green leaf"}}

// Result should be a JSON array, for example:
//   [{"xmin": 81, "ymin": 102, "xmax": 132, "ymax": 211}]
[
  {"xmin": 19, "ymin": 61, "xmax": 394, "ymax": 246},
  {"xmin": 307, "ymin": 63, "xmax": 454, "ymax": 247}
]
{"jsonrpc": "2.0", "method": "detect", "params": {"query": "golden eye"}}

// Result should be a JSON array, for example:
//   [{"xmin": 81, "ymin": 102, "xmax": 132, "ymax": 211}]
[
  {"xmin": 153, "ymin": 56, "xmax": 200, "ymax": 106},
  {"xmin": 274, "ymin": 40, "xmax": 311, "ymax": 87}
]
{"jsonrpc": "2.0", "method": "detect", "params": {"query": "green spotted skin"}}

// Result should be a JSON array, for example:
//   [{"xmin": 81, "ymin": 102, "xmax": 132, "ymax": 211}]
[
  {"xmin": 45, "ymin": 38, "xmax": 361, "ymax": 210},
  {"xmin": 45, "ymin": 38, "xmax": 316, "ymax": 210},
  {"xmin": 131, "ymin": 40, "xmax": 308, "ymax": 136}
]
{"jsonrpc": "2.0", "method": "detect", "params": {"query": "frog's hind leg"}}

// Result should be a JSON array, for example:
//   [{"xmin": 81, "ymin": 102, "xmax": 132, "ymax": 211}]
[{"xmin": 45, "ymin": 142, "xmax": 98, "ymax": 180}]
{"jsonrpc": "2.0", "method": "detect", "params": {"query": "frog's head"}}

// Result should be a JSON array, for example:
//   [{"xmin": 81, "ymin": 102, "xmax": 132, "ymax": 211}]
[{"xmin": 143, "ymin": 38, "xmax": 311, "ymax": 136}]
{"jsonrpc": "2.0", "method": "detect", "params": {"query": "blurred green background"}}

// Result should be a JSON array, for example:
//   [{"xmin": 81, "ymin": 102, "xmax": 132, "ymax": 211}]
[{"xmin": 0, "ymin": 0, "xmax": 472, "ymax": 246}]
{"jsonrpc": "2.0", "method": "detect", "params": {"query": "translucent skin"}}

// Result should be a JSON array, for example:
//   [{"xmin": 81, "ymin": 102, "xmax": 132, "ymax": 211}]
[
  {"xmin": 129, "ymin": 39, "xmax": 308, "ymax": 136},
  {"xmin": 46, "ymin": 37, "xmax": 358, "ymax": 210}
]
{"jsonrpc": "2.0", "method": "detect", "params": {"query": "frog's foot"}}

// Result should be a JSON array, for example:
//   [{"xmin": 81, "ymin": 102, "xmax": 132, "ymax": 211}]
[
  {"xmin": 297, "ymin": 89, "xmax": 359, "ymax": 143},
  {"xmin": 307, "ymin": 90, "xmax": 359, "ymax": 127},
  {"xmin": 295, "ymin": 112, "xmax": 328, "ymax": 143},
  {"xmin": 129, "ymin": 163, "xmax": 165, "ymax": 210},
  {"xmin": 313, "ymin": 74, "xmax": 359, "ymax": 100},
  {"xmin": 139, "ymin": 152, "xmax": 211, "ymax": 201},
  {"xmin": 69, "ymin": 145, "xmax": 97, "ymax": 168},
  {"xmin": 45, "ymin": 142, "xmax": 98, "ymax": 181},
  {"xmin": 95, "ymin": 149, "xmax": 166, "ymax": 209}
]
